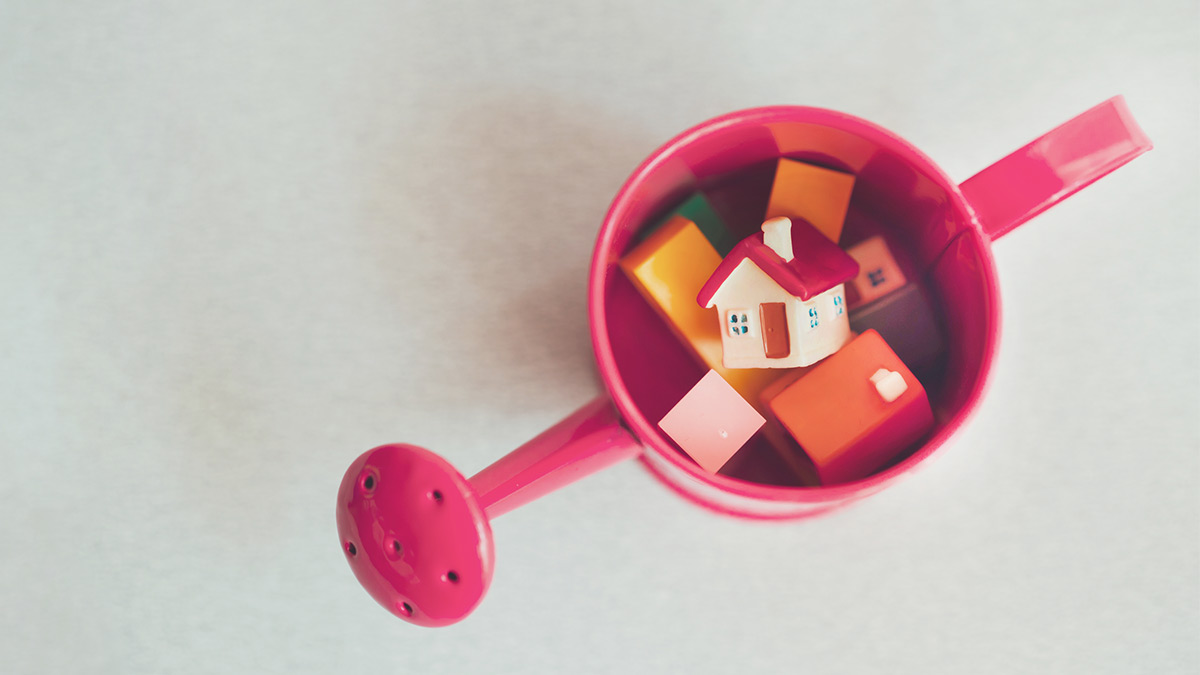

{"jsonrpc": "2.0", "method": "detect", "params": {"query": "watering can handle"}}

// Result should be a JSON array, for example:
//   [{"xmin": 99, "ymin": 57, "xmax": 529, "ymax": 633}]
[{"xmin": 959, "ymin": 96, "xmax": 1152, "ymax": 242}]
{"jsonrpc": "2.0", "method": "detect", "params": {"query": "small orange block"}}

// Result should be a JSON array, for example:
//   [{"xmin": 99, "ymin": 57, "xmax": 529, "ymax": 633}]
[
  {"xmin": 844, "ymin": 236, "xmax": 908, "ymax": 309},
  {"xmin": 765, "ymin": 159, "xmax": 856, "ymax": 244},
  {"xmin": 766, "ymin": 330, "xmax": 934, "ymax": 485},
  {"xmin": 619, "ymin": 216, "xmax": 780, "ymax": 411}
]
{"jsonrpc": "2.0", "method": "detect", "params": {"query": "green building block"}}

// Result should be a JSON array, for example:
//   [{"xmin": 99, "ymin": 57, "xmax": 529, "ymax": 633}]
[{"xmin": 642, "ymin": 192, "xmax": 739, "ymax": 257}]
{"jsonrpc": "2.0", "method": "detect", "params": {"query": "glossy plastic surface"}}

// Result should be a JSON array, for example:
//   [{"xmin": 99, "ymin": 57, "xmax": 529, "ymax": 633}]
[
  {"xmin": 698, "ymin": 218, "xmax": 858, "ymax": 305},
  {"xmin": 657, "ymin": 370, "xmax": 765, "ymax": 473},
  {"xmin": 848, "ymin": 280, "xmax": 944, "ymax": 373},
  {"xmin": 960, "ymin": 97, "xmax": 1152, "ymax": 241},
  {"xmin": 618, "ymin": 215, "xmax": 785, "ymax": 411},
  {"xmin": 471, "ymin": 397, "xmax": 642, "ymax": 519},
  {"xmin": 844, "ymin": 235, "xmax": 908, "ymax": 309},
  {"xmin": 765, "ymin": 158, "xmax": 856, "ymax": 243},
  {"xmin": 336, "ymin": 444, "xmax": 494, "ymax": 627},
  {"xmin": 670, "ymin": 192, "xmax": 739, "ymax": 256},
  {"xmin": 591, "ymin": 96, "xmax": 1149, "ymax": 517},
  {"xmin": 619, "ymin": 217, "xmax": 726, "ymax": 370},
  {"xmin": 699, "ymin": 218, "xmax": 857, "ymax": 370},
  {"xmin": 766, "ymin": 329, "xmax": 934, "ymax": 485},
  {"xmin": 339, "ymin": 97, "xmax": 1151, "ymax": 625}
]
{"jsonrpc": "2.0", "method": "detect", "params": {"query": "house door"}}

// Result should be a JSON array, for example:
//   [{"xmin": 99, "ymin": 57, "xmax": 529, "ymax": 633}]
[{"xmin": 759, "ymin": 302, "xmax": 790, "ymax": 359}]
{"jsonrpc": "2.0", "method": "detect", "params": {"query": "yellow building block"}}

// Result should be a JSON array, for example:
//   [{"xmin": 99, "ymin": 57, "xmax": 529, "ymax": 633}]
[
  {"xmin": 619, "ymin": 215, "xmax": 780, "ymax": 413},
  {"xmin": 765, "ymin": 159, "xmax": 856, "ymax": 244}
]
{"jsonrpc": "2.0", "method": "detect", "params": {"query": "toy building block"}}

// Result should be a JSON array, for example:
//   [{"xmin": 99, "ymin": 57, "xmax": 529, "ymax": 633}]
[
  {"xmin": 702, "ymin": 160, "xmax": 778, "ymax": 242},
  {"xmin": 658, "ymin": 370, "xmax": 766, "ymax": 474},
  {"xmin": 765, "ymin": 159, "xmax": 856, "ymax": 244},
  {"xmin": 844, "ymin": 235, "xmax": 908, "ymax": 309},
  {"xmin": 749, "ymin": 331, "xmax": 859, "ymax": 487},
  {"xmin": 849, "ymin": 282, "xmax": 944, "ymax": 373},
  {"xmin": 639, "ymin": 193, "xmax": 739, "ymax": 257},
  {"xmin": 753, "ymin": 329, "xmax": 860, "ymax": 404},
  {"xmin": 621, "ymin": 216, "xmax": 726, "ymax": 368},
  {"xmin": 673, "ymin": 193, "xmax": 739, "ymax": 256},
  {"xmin": 750, "ymin": 365, "xmax": 821, "ymax": 486},
  {"xmin": 619, "ymin": 216, "xmax": 783, "ymax": 410},
  {"xmin": 698, "ymin": 217, "xmax": 858, "ymax": 369},
  {"xmin": 716, "ymin": 435, "xmax": 818, "ymax": 487},
  {"xmin": 869, "ymin": 368, "xmax": 908, "ymax": 402},
  {"xmin": 766, "ymin": 330, "xmax": 934, "ymax": 485}
]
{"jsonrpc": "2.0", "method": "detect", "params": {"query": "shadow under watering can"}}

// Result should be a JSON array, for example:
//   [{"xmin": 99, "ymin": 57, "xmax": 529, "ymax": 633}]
[{"xmin": 335, "ymin": 97, "xmax": 1152, "ymax": 626}]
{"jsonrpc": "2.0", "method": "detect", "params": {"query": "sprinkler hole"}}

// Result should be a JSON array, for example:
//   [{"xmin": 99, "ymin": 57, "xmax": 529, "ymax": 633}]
[
  {"xmin": 445, "ymin": 570, "xmax": 459, "ymax": 584},
  {"xmin": 345, "ymin": 541, "xmax": 357, "ymax": 556},
  {"xmin": 363, "ymin": 474, "xmax": 375, "ymax": 491},
  {"xmin": 398, "ymin": 602, "xmax": 413, "ymax": 618},
  {"xmin": 429, "ymin": 489, "xmax": 443, "ymax": 504},
  {"xmin": 392, "ymin": 540, "xmax": 403, "ymax": 555}
]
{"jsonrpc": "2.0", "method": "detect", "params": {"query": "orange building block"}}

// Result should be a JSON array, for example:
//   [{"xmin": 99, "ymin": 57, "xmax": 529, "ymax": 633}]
[
  {"xmin": 618, "ymin": 216, "xmax": 781, "ymax": 412},
  {"xmin": 620, "ymin": 216, "xmax": 724, "ymax": 369},
  {"xmin": 766, "ymin": 330, "xmax": 934, "ymax": 485},
  {"xmin": 749, "ymin": 331, "xmax": 859, "ymax": 487},
  {"xmin": 764, "ymin": 159, "xmax": 856, "ymax": 244}
]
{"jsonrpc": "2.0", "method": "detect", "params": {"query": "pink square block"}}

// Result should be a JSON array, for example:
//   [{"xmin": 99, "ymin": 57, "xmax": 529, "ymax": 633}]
[{"xmin": 658, "ymin": 370, "xmax": 766, "ymax": 473}]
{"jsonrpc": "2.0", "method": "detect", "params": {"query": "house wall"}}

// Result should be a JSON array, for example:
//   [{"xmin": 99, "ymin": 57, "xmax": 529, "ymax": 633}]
[
  {"xmin": 790, "ymin": 284, "xmax": 852, "ymax": 366},
  {"xmin": 711, "ymin": 261, "xmax": 795, "ymax": 369}
]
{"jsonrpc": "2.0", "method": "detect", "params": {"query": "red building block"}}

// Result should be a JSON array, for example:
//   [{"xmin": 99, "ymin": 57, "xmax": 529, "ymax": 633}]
[
  {"xmin": 848, "ymin": 282, "xmax": 944, "ymax": 373},
  {"xmin": 844, "ymin": 235, "xmax": 907, "ymax": 309},
  {"xmin": 766, "ymin": 330, "xmax": 934, "ymax": 485}
]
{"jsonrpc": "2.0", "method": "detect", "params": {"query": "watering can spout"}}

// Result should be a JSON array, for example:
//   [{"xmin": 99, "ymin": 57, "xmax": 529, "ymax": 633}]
[{"xmin": 335, "ymin": 398, "xmax": 640, "ymax": 626}]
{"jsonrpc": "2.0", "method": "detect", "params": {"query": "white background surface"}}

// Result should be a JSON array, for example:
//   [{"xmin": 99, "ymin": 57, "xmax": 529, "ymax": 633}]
[{"xmin": 2, "ymin": 1, "xmax": 1197, "ymax": 673}]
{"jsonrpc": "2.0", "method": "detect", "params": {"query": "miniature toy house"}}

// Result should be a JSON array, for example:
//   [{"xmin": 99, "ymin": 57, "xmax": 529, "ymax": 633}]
[{"xmin": 697, "ymin": 217, "xmax": 858, "ymax": 369}]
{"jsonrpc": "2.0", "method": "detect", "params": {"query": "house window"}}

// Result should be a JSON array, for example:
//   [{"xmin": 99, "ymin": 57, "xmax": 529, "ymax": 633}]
[
  {"xmin": 802, "ymin": 302, "xmax": 819, "ymax": 331},
  {"xmin": 726, "ymin": 309, "xmax": 754, "ymax": 337},
  {"xmin": 831, "ymin": 293, "xmax": 845, "ymax": 317}
]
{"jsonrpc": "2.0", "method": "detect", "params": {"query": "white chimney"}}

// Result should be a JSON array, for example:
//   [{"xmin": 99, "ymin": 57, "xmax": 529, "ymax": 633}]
[
  {"xmin": 870, "ymin": 368, "xmax": 908, "ymax": 403},
  {"xmin": 761, "ymin": 217, "xmax": 794, "ymax": 262}
]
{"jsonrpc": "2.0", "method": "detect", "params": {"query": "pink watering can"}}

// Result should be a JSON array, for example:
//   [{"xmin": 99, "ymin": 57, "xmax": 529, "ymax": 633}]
[{"xmin": 336, "ymin": 97, "xmax": 1150, "ymax": 627}]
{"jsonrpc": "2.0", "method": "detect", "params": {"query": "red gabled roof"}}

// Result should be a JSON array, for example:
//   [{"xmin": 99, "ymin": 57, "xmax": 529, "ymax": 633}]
[{"xmin": 697, "ymin": 218, "xmax": 859, "ymax": 307}]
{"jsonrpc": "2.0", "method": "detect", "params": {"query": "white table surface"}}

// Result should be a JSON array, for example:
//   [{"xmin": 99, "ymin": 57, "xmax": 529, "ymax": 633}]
[{"xmin": 2, "ymin": 1, "xmax": 1197, "ymax": 673}]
